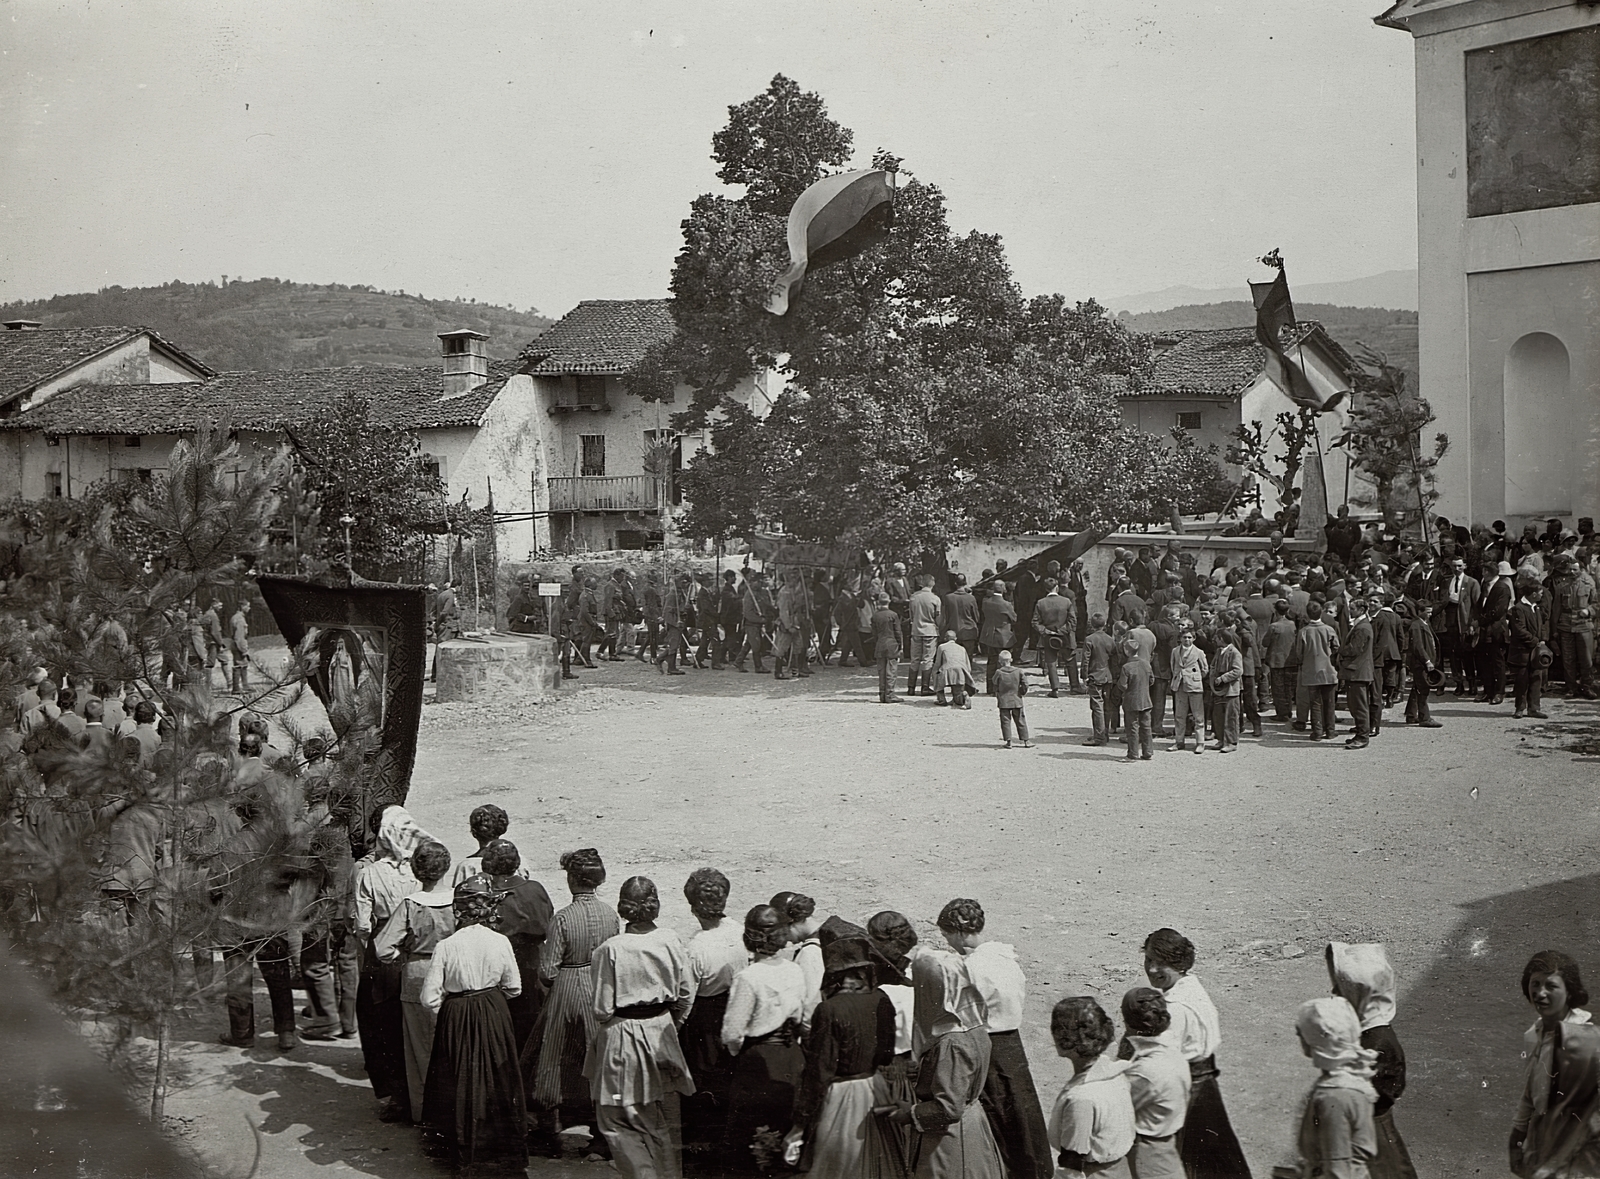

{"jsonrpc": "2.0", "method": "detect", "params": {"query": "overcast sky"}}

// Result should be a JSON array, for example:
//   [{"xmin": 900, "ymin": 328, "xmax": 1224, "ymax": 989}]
[{"xmin": 0, "ymin": 1, "xmax": 1418, "ymax": 318}]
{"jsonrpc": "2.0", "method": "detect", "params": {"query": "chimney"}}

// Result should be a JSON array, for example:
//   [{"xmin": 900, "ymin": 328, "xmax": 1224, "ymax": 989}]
[
  {"xmin": 3, "ymin": 320, "xmax": 43, "ymax": 331},
  {"xmin": 439, "ymin": 329, "xmax": 490, "ymax": 399}
]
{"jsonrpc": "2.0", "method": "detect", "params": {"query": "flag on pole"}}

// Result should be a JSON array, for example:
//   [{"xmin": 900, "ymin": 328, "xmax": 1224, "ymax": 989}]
[
  {"xmin": 1249, "ymin": 267, "xmax": 1339, "ymax": 412},
  {"xmin": 766, "ymin": 169, "xmax": 895, "ymax": 315}
]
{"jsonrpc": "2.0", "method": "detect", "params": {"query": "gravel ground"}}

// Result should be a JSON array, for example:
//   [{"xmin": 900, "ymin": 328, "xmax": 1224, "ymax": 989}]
[{"xmin": 158, "ymin": 653, "xmax": 1600, "ymax": 1178}]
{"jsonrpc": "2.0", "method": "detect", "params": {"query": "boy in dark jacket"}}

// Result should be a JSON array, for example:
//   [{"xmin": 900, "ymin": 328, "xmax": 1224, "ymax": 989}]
[
  {"xmin": 1404, "ymin": 600, "xmax": 1441, "ymax": 727},
  {"xmin": 991, "ymin": 651, "xmax": 1031, "ymax": 748},
  {"xmin": 1115, "ymin": 638, "xmax": 1154, "ymax": 761}
]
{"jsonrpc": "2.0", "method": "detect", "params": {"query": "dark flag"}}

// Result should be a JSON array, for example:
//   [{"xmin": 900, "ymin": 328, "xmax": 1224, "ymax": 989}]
[
  {"xmin": 766, "ymin": 169, "xmax": 895, "ymax": 315},
  {"xmin": 1250, "ymin": 267, "xmax": 1339, "ymax": 412},
  {"xmin": 255, "ymin": 574, "xmax": 429, "ymax": 817}
]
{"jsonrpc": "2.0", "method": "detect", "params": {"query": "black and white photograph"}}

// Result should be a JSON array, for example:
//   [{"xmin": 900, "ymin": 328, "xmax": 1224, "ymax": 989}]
[{"xmin": 2, "ymin": 2, "xmax": 1598, "ymax": 1176}]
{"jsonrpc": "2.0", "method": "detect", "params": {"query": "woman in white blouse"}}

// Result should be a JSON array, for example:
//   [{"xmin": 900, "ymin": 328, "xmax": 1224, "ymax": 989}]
[
  {"xmin": 720, "ymin": 903, "xmax": 810, "ymax": 1173},
  {"xmin": 419, "ymin": 876, "xmax": 526, "ymax": 1174}
]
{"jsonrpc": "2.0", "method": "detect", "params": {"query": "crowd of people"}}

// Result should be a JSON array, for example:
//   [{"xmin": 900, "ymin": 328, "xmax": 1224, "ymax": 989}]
[
  {"xmin": 528, "ymin": 511, "xmax": 1597, "ymax": 757},
  {"xmin": 207, "ymin": 797, "xmax": 1600, "ymax": 1179}
]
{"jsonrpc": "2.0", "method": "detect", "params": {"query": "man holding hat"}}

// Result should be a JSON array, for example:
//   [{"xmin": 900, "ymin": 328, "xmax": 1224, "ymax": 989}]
[
  {"xmin": 1508, "ymin": 577, "xmax": 1548, "ymax": 719},
  {"xmin": 1031, "ymin": 578, "xmax": 1076, "ymax": 697}
]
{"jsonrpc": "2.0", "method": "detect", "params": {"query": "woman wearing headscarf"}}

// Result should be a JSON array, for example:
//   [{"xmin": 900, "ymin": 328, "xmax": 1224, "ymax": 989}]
[
  {"xmin": 1326, "ymin": 943, "xmax": 1416, "ymax": 1179},
  {"xmin": 883, "ymin": 950, "xmax": 1004, "ymax": 1179},
  {"xmin": 1293, "ymin": 996, "xmax": 1379, "ymax": 1179},
  {"xmin": 936, "ymin": 898, "xmax": 1053, "ymax": 1179},
  {"xmin": 787, "ymin": 938, "xmax": 898, "ymax": 1179},
  {"xmin": 1511, "ymin": 950, "xmax": 1600, "ymax": 1178},
  {"xmin": 585, "ymin": 876, "xmax": 697, "ymax": 1179},
  {"xmin": 373, "ymin": 840, "xmax": 456, "ymax": 1125},
  {"xmin": 1140, "ymin": 927, "xmax": 1251, "ymax": 1179},
  {"xmin": 526, "ymin": 848, "xmax": 619, "ymax": 1158},
  {"xmin": 681, "ymin": 868, "xmax": 747, "ymax": 1164},
  {"xmin": 355, "ymin": 804, "xmax": 432, "ymax": 1122},
  {"xmin": 420, "ymin": 875, "xmax": 527, "ymax": 1174},
  {"xmin": 722, "ymin": 904, "xmax": 810, "ymax": 1173}
]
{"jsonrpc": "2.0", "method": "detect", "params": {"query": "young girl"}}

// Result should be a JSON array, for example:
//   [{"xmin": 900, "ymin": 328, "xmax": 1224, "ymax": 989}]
[
  {"xmin": 1327, "ymin": 943, "xmax": 1416, "ymax": 1179},
  {"xmin": 1294, "ymin": 996, "xmax": 1378, "ymax": 1179},
  {"xmin": 586, "ymin": 877, "xmax": 696, "ymax": 1179},
  {"xmin": 1119, "ymin": 988, "xmax": 1189, "ymax": 1179},
  {"xmin": 373, "ymin": 840, "xmax": 456, "ymax": 1125},
  {"xmin": 1140, "ymin": 928, "xmax": 1251, "ymax": 1178},
  {"xmin": 1510, "ymin": 950, "xmax": 1600, "ymax": 1177},
  {"xmin": 1048, "ymin": 996, "xmax": 1136, "ymax": 1179}
]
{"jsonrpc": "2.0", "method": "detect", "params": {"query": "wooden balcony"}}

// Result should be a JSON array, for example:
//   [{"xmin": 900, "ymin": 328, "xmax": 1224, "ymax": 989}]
[{"xmin": 547, "ymin": 475, "xmax": 661, "ymax": 513}]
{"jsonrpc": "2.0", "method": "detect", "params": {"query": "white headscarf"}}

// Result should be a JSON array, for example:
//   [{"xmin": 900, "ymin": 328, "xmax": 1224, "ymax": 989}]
[
  {"xmin": 1296, "ymin": 997, "xmax": 1378, "ymax": 1098},
  {"xmin": 911, "ymin": 949, "xmax": 987, "ymax": 1056},
  {"xmin": 1327, "ymin": 942, "xmax": 1398, "ymax": 1031},
  {"xmin": 375, "ymin": 804, "xmax": 428, "ymax": 865}
]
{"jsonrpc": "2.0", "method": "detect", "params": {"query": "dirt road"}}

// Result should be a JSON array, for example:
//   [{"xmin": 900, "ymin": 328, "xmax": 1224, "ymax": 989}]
[{"xmin": 168, "ymin": 655, "xmax": 1600, "ymax": 1178}]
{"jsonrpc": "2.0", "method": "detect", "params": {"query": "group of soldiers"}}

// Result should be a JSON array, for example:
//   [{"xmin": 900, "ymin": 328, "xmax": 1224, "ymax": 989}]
[{"xmin": 161, "ymin": 597, "xmax": 253, "ymax": 694}]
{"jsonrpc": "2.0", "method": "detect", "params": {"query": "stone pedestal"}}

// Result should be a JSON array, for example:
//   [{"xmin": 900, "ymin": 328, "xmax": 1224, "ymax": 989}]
[{"xmin": 435, "ymin": 633, "xmax": 559, "ymax": 703}]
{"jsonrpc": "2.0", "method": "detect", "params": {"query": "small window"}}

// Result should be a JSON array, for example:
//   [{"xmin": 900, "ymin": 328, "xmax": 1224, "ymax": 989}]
[
  {"xmin": 422, "ymin": 457, "xmax": 442, "ymax": 482},
  {"xmin": 46, "ymin": 435, "xmax": 60, "ymax": 447},
  {"xmin": 124, "ymin": 435, "xmax": 141, "ymax": 447},
  {"xmin": 575, "ymin": 375, "xmax": 607, "ymax": 403},
  {"xmin": 1176, "ymin": 411, "xmax": 1203, "ymax": 430},
  {"xmin": 580, "ymin": 434, "xmax": 606, "ymax": 477},
  {"xmin": 47, "ymin": 472, "xmax": 62, "ymax": 498}
]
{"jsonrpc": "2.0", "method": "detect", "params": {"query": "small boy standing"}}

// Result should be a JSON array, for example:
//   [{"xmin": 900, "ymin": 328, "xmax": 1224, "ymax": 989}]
[
  {"xmin": 1116, "ymin": 637, "xmax": 1154, "ymax": 761},
  {"xmin": 1080, "ymin": 613, "xmax": 1116, "ymax": 746},
  {"xmin": 992, "ymin": 650, "xmax": 1032, "ymax": 748}
]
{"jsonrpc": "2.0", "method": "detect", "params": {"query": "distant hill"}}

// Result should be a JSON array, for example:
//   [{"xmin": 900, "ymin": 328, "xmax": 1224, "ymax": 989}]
[
  {"xmin": 0, "ymin": 279, "xmax": 553, "ymax": 372},
  {"xmin": 1122, "ymin": 301, "xmax": 1420, "ymax": 392},
  {"xmin": 1108, "ymin": 269, "xmax": 1417, "ymax": 315}
]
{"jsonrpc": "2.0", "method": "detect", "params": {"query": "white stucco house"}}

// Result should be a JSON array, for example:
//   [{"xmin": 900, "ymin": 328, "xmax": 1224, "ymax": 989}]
[{"xmin": 1378, "ymin": 0, "xmax": 1600, "ymax": 527}]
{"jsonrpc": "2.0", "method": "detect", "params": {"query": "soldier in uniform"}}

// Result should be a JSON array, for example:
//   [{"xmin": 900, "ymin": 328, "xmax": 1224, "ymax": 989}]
[{"xmin": 1550, "ymin": 552, "xmax": 1598, "ymax": 699}]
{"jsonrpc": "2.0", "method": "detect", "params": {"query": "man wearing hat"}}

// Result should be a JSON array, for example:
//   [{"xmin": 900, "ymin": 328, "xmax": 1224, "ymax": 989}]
[
  {"xmin": 1031, "ymin": 578, "xmax": 1076, "ymax": 697},
  {"xmin": 1550, "ymin": 552, "xmax": 1598, "ymax": 699},
  {"xmin": 1478, "ymin": 560, "xmax": 1517, "ymax": 705}
]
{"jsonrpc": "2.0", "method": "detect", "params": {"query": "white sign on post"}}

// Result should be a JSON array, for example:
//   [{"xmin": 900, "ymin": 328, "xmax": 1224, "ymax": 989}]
[{"xmin": 538, "ymin": 582, "xmax": 563, "ymax": 598}]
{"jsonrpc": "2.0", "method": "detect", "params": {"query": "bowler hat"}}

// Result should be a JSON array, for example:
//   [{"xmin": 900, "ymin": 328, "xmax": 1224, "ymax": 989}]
[
  {"xmin": 1423, "ymin": 666, "xmax": 1446, "ymax": 690},
  {"xmin": 1536, "ymin": 644, "xmax": 1554, "ymax": 669},
  {"xmin": 1044, "ymin": 632, "xmax": 1067, "ymax": 652}
]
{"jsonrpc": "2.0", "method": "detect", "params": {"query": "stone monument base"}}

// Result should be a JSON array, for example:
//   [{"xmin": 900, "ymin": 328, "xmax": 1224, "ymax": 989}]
[{"xmin": 435, "ymin": 633, "xmax": 559, "ymax": 703}]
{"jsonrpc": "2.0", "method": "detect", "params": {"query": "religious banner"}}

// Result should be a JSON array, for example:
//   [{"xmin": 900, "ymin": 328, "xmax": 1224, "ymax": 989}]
[{"xmin": 255, "ymin": 575, "xmax": 429, "ymax": 814}]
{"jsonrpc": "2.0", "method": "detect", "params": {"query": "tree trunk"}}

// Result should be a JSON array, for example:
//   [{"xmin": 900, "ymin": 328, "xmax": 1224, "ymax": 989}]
[{"xmin": 150, "ymin": 1011, "xmax": 168, "ymax": 1122}]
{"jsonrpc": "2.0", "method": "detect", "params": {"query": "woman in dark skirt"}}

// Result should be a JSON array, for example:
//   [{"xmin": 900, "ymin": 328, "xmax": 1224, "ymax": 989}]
[
  {"xmin": 420, "ymin": 876, "xmax": 527, "ymax": 1175},
  {"xmin": 680, "ymin": 868, "xmax": 746, "ymax": 1164},
  {"xmin": 477, "ymin": 838, "xmax": 553, "ymax": 1057},
  {"xmin": 1141, "ymin": 928, "xmax": 1252, "ymax": 1179},
  {"xmin": 721, "ymin": 904, "xmax": 810, "ymax": 1173}
]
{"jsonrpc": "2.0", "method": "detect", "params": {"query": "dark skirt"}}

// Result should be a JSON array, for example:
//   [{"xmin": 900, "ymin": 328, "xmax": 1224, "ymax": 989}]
[
  {"xmin": 980, "ymin": 1030, "xmax": 1055, "ymax": 1179},
  {"xmin": 681, "ymin": 991, "xmax": 734, "ymax": 1152},
  {"xmin": 723, "ymin": 1036, "xmax": 805, "ymax": 1173},
  {"xmin": 356, "ymin": 954, "xmax": 408, "ymax": 1112},
  {"xmin": 422, "ymin": 988, "xmax": 529, "ymax": 1173},
  {"xmin": 1180, "ymin": 1060, "xmax": 1252, "ymax": 1179}
]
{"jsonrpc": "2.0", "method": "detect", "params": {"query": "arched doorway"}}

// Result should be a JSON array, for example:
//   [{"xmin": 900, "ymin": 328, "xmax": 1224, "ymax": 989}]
[{"xmin": 1503, "ymin": 331, "xmax": 1572, "ymax": 516}]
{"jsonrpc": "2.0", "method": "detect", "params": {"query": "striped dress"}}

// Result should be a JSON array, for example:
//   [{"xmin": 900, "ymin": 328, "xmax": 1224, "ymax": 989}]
[{"xmin": 527, "ymin": 892, "xmax": 620, "ymax": 1110}]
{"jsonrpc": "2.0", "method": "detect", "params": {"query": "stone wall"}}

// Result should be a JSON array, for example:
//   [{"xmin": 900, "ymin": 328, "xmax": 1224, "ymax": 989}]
[{"xmin": 435, "ymin": 633, "xmax": 559, "ymax": 702}]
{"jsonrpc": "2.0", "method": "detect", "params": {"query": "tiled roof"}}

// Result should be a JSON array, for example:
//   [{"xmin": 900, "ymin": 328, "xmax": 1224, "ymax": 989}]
[
  {"xmin": 1119, "ymin": 323, "xmax": 1345, "ymax": 399},
  {"xmin": 520, "ymin": 299, "xmax": 675, "ymax": 375},
  {"xmin": 0, "ymin": 325, "xmax": 216, "ymax": 406},
  {"xmin": 1, "ymin": 360, "xmax": 514, "ymax": 435}
]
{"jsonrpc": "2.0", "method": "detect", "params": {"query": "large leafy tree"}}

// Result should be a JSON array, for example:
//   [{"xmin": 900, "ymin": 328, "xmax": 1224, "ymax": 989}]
[{"xmin": 640, "ymin": 75, "xmax": 1228, "ymax": 555}]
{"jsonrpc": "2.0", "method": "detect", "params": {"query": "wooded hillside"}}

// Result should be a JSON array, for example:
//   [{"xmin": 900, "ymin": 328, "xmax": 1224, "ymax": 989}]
[{"xmin": 0, "ymin": 279, "xmax": 552, "ymax": 372}]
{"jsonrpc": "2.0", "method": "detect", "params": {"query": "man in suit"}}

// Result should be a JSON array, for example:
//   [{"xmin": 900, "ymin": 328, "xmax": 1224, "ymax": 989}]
[
  {"xmin": 1432, "ymin": 554, "xmax": 1481, "ymax": 696},
  {"xmin": 943, "ymin": 574, "xmax": 981, "ymax": 662},
  {"xmin": 1295, "ymin": 601, "xmax": 1340, "ymax": 741},
  {"xmin": 979, "ymin": 585, "xmax": 1017, "ymax": 694},
  {"xmin": 1339, "ymin": 600, "xmax": 1376, "ymax": 748},
  {"xmin": 1509, "ymin": 576, "xmax": 1548, "ymax": 719},
  {"xmin": 1263, "ymin": 598, "xmax": 1299, "ymax": 722},
  {"xmin": 1405, "ymin": 600, "xmax": 1442, "ymax": 727},
  {"xmin": 1079, "ymin": 613, "xmax": 1116, "ymax": 746},
  {"xmin": 1108, "ymin": 578, "xmax": 1147, "ymax": 629},
  {"xmin": 1031, "ymin": 578, "xmax": 1076, "ymax": 698},
  {"xmin": 1369, "ymin": 592, "xmax": 1406, "ymax": 707},
  {"xmin": 1477, "ymin": 560, "xmax": 1517, "ymax": 705}
]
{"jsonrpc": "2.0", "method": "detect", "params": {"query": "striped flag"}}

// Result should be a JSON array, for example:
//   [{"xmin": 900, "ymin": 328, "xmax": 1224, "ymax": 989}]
[
  {"xmin": 1249, "ymin": 268, "xmax": 1340, "ymax": 412},
  {"xmin": 766, "ymin": 169, "xmax": 895, "ymax": 315}
]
